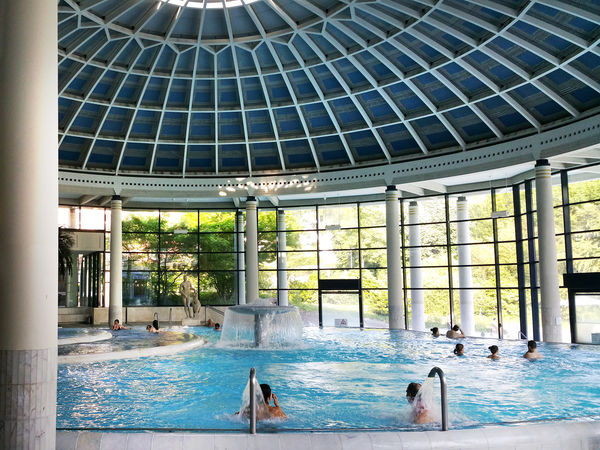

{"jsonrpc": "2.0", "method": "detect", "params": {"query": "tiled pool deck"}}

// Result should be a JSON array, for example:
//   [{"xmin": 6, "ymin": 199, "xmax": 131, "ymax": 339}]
[{"xmin": 57, "ymin": 420, "xmax": 600, "ymax": 450}]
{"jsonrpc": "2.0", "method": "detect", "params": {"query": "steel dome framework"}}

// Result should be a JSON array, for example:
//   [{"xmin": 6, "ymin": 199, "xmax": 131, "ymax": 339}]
[{"xmin": 58, "ymin": 0, "xmax": 600, "ymax": 182}]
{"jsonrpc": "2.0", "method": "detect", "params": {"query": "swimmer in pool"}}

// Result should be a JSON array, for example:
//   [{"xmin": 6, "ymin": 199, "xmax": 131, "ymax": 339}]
[
  {"xmin": 487, "ymin": 345, "xmax": 500, "ymax": 360},
  {"xmin": 236, "ymin": 383, "xmax": 286, "ymax": 421},
  {"xmin": 446, "ymin": 325, "xmax": 465, "ymax": 339},
  {"xmin": 523, "ymin": 340, "xmax": 543, "ymax": 359},
  {"xmin": 258, "ymin": 384, "xmax": 286, "ymax": 420},
  {"xmin": 111, "ymin": 319, "xmax": 130, "ymax": 330},
  {"xmin": 453, "ymin": 343, "xmax": 464, "ymax": 356},
  {"xmin": 406, "ymin": 382, "xmax": 433, "ymax": 424},
  {"xmin": 431, "ymin": 327, "xmax": 440, "ymax": 337},
  {"xmin": 206, "ymin": 319, "xmax": 221, "ymax": 331},
  {"xmin": 146, "ymin": 324, "xmax": 159, "ymax": 333}
]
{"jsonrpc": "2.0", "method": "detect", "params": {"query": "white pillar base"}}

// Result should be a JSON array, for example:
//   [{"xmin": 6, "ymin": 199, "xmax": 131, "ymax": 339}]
[{"xmin": 0, "ymin": 349, "xmax": 57, "ymax": 449}]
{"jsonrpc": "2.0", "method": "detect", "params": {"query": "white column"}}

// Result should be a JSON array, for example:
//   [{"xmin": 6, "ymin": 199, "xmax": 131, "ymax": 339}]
[
  {"xmin": 0, "ymin": 2, "xmax": 57, "ymax": 448},
  {"xmin": 386, "ymin": 186, "xmax": 404, "ymax": 329},
  {"xmin": 236, "ymin": 211, "xmax": 246, "ymax": 304},
  {"xmin": 245, "ymin": 197, "xmax": 259, "ymax": 304},
  {"xmin": 109, "ymin": 196, "xmax": 123, "ymax": 326},
  {"xmin": 535, "ymin": 159, "xmax": 562, "ymax": 342},
  {"xmin": 277, "ymin": 210, "xmax": 288, "ymax": 306},
  {"xmin": 408, "ymin": 201, "xmax": 425, "ymax": 331},
  {"xmin": 457, "ymin": 196, "xmax": 475, "ymax": 336},
  {"xmin": 65, "ymin": 208, "xmax": 78, "ymax": 307},
  {"xmin": 69, "ymin": 206, "xmax": 78, "ymax": 229}
]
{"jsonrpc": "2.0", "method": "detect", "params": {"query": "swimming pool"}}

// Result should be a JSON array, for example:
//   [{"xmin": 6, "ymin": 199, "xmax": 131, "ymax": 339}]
[{"xmin": 56, "ymin": 327, "xmax": 600, "ymax": 432}]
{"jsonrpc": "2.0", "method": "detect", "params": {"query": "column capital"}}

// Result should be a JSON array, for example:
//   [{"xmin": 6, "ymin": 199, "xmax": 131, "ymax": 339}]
[
  {"xmin": 246, "ymin": 196, "xmax": 257, "ymax": 203},
  {"xmin": 111, "ymin": 195, "xmax": 122, "ymax": 202},
  {"xmin": 535, "ymin": 159, "xmax": 550, "ymax": 167},
  {"xmin": 409, "ymin": 200, "xmax": 418, "ymax": 207},
  {"xmin": 457, "ymin": 196, "xmax": 467, "ymax": 202},
  {"xmin": 385, "ymin": 185, "xmax": 397, "ymax": 192}
]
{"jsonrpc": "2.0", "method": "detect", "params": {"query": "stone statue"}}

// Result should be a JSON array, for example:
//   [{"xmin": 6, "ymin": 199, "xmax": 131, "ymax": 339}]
[
  {"xmin": 191, "ymin": 290, "xmax": 201, "ymax": 318},
  {"xmin": 179, "ymin": 275, "xmax": 196, "ymax": 318}
]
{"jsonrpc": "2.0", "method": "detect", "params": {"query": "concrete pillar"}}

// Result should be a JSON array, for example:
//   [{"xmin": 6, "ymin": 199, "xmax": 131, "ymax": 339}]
[
  {"xmin": 277, "ymin": 210, "xmax": 288, "ymax": 306},
  {"xmin": 69, "ymin": 206, "xmax": 78, "ymax": 229},
  {"xmin": 535, "ymin": 159, "xmax": 562, "ymax": 342},
  {"xmin": 109, "ymin": 196, "xmax": 123, "ymax": 326},
  {"xmin": 65, "ymin": 208, "xmax": 78, "ymax": 307},
  {"xmin": 0, "ymin": 1, "xmax": 58, "ymax": 447},
  {"xmin": 386, "ymin": 186, "xmax": 404, "ymax": 329},
  {"xmin": 457, "ymin": 196, "xmax": 475, "ymax": 336},
  {"xmin": 408, "ymin": 201, "xmax": 425, "ymax": 331},
  {"xmin": 245, "ymin": 197, "xmax": 259, "ymax": 304},
  {"xmin": 235, "ymin": 211, "xmax": 246, "ymax": 304}
]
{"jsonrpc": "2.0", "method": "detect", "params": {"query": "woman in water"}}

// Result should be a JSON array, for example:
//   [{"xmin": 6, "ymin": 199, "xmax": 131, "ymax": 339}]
[
  {"xmin": 487, "ymin": 345, "xmax": 500, "ymax": 360},
  {"xmin": 453, "ymin": 343, "xmax": 464, "ymax": 356},
  {"xmin": 406, "ymin": 382, "xmax": 433, "ymax": 424}
]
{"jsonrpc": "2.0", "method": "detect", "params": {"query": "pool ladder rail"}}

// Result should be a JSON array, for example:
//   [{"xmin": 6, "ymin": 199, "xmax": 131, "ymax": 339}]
[
  {"xmin": 249, "ymin": 368, "xmax": 257, "ymax": 434},
  {"xmin": 427, "ymin": 366, "xmax": 448, "ymax": 431}
]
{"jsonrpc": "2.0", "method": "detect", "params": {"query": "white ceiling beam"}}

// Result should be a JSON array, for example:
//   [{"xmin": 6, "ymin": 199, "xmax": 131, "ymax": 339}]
[
  {"xmin": 286, "ymin": 40, "xmax": 356, "ymax": 165},
  {"xmin": 538, "ymin": 0, "xmax": 600, "ymax": 25},
  {"xmin": 223, "ymin": 2, "xmax": 253, "ymax": 175},
  {"xmin": 115, "ymin": 46, "xmax": 164, "ymax": 174}
]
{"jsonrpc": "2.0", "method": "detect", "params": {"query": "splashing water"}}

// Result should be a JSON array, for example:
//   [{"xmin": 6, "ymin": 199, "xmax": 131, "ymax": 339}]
[
  {"xmin": 219, "ymin": 304, "xmax": 303, "ymax": 348},
  {"xmin": 238, "ymin": 374, "xmax": 266, "ymax": 419},
  {"xmin": 413, "ymin": 377, "xmax": 441, "ymax": 424}
]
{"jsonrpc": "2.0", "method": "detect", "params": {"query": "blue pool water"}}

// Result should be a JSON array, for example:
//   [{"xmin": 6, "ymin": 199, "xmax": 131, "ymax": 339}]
[{"xmin": 57, "ymin": 327, "xmax": 600, "ymax": 431}]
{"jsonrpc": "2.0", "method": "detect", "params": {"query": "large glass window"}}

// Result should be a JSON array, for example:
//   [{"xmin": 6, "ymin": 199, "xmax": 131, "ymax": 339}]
[{"xmin": 61, "ymin": 163, "xmax": 600, "ymax": 341}]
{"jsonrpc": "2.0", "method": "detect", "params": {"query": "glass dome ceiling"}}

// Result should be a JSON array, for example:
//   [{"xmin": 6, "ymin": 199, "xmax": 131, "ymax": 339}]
[{"xmin": 58, "ymin": 0, "xmax": 600, "ymax": 177}]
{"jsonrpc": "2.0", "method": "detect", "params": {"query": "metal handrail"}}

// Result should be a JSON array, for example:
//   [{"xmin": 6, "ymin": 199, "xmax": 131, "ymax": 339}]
[
  {"xmin": 249, "ymin": 368, "xmax": 257, "ymax": 434},
  {"xmin": 518, "ymin": 330, "xmax": 528, "ymax": 340},
  {"xmin": 427, "ymin": 366, "xmax": 448, "ymax": 431}
]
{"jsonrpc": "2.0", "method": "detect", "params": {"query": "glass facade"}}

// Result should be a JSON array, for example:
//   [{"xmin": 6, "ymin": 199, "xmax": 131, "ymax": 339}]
[{"xmin": 58, "ymin": 164, "xmax": 600, "ymax": 341}]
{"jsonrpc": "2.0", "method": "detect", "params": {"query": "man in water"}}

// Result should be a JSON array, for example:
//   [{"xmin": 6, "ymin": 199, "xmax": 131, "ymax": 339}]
[
  {"xmin": 111, "ymin": 319, "xmax": 129, "ymax": 330},
  {"xmin": 523, "ymin": 340, "xmax": 543, "ymax": 359},
  {"xmin": 406, "ymin": 382, "xmax": 433, "ymax": 424},
  {"xmin": 258, "ymin": 383, "xmax": 286, "ymax": 420},
  {"xmin": 205, "ymin": 319, "xmax": 221, "ymax": 330},
  {"xmin": 236, "ymin": 383, "xmax": 286, "ymax": 421},
  {"xmin": 430, "ymin": 327, "xmax": 440, "ymax": 337},
  {"xmin": 446, "ymin": 324, "xmax": 465, "ymax": 338}
]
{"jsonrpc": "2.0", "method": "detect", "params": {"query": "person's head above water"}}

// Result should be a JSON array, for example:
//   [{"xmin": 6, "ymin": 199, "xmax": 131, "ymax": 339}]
[
  {"xmin": 430, "ymin": 327, "xmax": 439, "ymax": 336},
  {"xmin": 454, "ymin": 343, "xmax": 464, "ymax": 355},
  {"xmin": 406, "ymin": 382, "xmax": 421, "ymax": 404},
  {"xmin": 452, "ymin": 324, "xmax": 460, "ymax": 332},
  {"xmin": 114, "ymin": 319, "xmax": 119, "ymax": 324},
  {"xmin": 214, "ymin": 323, "xmax": 221, "ymax": 330},
  {"xmin": 527, "ymin": 340, "xmax": 537, "ymax": 351},
  {"xmin": 489, "ymin": 345, "xmax": 499, "ymax": 355},
  {"xmin": 260, "ymin": 383, "xmax": 272, "ymax": 403}
]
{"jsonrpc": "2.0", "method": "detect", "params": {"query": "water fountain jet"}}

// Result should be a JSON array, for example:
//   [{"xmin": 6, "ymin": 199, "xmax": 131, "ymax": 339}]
[{"xmin": 219, "ymin": 299, "xmax": 303, "ymax": 348}]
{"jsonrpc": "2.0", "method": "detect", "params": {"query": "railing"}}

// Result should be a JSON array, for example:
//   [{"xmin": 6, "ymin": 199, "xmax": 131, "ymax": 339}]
[
  {"xmin": 518, "ymin": 330, "xmax": 528, "ymax": 340},
  {"xmin": 206, "ymin": 305, "xmax": 225, "ymax": 317},
  {"xmin": 249, "ymin": 368, "xmax": 257, "ymax": 434},
  {"xmin": 427, "ymin": 366, "xmax": 448, "ymax": 431}
]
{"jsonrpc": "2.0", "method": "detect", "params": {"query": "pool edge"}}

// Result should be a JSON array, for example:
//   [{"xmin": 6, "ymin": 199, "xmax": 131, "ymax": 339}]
[{"xmin": 56, "ymin": 419, "xmax": 600, "ymax": 449}]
